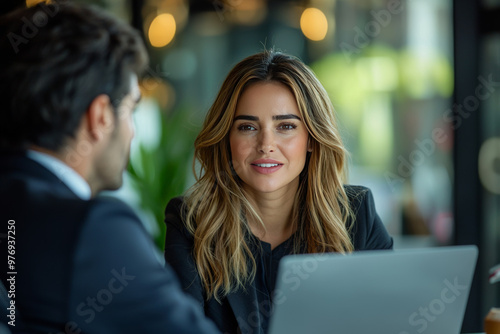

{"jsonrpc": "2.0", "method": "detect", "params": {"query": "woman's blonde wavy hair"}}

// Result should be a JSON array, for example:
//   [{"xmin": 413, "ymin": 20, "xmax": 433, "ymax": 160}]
[{"xmin": 184, "ymin": 50, "xmax": 354, "ymax": 301}]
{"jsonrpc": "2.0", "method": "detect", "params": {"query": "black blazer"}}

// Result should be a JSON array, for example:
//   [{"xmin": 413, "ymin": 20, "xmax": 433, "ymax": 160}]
[
  {"xmin": 164, "ymin": 186, "xmax": 393, "ymax": 334},
  {"xmin": 0, "ymin": 151, "xmax": 220, "ymax": 334}
]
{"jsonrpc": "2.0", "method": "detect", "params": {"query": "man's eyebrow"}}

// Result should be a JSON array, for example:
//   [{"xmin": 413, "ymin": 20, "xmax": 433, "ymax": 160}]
[
  {"xmin": 130, "ymin": 94, "xmax": 142, "ymax": 113},
  {"xmin": 134, "ymin": 94, "xmax": 142, "ymax": 104}
]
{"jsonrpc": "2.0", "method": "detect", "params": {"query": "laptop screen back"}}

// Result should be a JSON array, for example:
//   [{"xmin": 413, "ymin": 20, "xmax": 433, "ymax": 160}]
[{"xmin": 268, "ymin": 246, "xmax": 478, "ymax": 334}]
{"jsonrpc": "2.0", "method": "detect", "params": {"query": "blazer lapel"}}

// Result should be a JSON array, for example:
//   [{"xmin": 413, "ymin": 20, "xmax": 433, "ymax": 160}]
[{"xmin": 227, "ymin": 286, "xmax": 264, "ymax": 334}]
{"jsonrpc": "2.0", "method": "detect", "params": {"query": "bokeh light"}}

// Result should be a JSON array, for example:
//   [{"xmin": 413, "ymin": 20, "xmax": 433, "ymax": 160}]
[
  {"xmin": 148, "ymin": 13, "xmax": 176, "ymax": 48},
  {"xmin": 300, "ymin": 8, "xmax": 328, "ymax": 41},
  {"xmin": 26, "ymin": 0, "xmax": 49, "ymax": 7}
]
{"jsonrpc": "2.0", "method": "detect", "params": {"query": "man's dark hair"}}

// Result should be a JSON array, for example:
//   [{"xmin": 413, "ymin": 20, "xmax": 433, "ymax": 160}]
[{"xmin": 0, "ymin": 1, "xmax": 148, "ymax": 150}]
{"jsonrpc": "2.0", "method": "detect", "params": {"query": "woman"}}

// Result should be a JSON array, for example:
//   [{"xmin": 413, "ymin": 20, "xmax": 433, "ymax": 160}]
[{"xmin": 164, "ymin": 50, "xmax": 393, "ymax": 334}]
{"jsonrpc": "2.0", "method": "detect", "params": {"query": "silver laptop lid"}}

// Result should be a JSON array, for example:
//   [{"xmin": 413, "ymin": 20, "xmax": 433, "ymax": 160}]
[{"xmin": 269, "ymin": 245, "xmax": 478, "ymax": 334}]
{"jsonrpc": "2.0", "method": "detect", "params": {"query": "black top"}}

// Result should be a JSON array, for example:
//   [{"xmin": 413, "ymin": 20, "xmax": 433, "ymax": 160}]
[
  {"xmin": 247, "ymin": 235, "xmax": 295, "ymax": 333},
  {"xmin": 0, "ymin": 151, "xmax": 220, "ymax": 334},
  {"xmin": 164, "ymin": 185, "xmax": 393, "ymax": 334}
]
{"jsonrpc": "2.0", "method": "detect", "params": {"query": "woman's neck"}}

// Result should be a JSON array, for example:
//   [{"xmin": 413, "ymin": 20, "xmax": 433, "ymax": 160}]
[{"xmin": 244, "ymin": 186, "xmax": 298, "ymax": 249}]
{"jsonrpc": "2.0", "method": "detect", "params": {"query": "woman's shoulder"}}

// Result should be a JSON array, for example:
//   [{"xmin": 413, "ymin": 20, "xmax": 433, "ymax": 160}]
[
  {"xmin": 165, "ymin": 196, "xmax": 186, "ymax": 213},
  {"xmin": 344, "ymin": 185, "xmax": 372, "ymax": 210},
  {"xmin": 164, "ymin": 196, "xmax": 189, "ymax": 232},
  {"xmin": 343, "ymin": 184, "xmax": 394, "ymax": 250},
  {"xmin": 342, "ymin": 184, "xmax": 377, "ymax": 220}
]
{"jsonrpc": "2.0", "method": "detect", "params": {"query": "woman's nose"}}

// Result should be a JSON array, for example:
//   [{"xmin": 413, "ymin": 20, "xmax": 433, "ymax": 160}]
[{"xmin": 257, "ymin": 130, "xmax": 275, "ymax": 154}]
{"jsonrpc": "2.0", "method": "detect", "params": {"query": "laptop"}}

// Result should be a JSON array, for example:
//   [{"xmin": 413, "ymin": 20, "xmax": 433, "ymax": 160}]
[{"xmin": 268, "ymin": 245, "xmax": 478, "ymax": 334}]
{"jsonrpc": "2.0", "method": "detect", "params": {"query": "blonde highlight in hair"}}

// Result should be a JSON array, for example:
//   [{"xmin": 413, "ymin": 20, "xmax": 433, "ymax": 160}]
[{"xmin": 184, "ymin": 50, "xmax": 354, "ymax": 301}]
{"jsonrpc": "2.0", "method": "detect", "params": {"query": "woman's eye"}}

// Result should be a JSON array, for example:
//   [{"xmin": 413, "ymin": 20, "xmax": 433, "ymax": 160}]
[
  {"xmin": 237, "ymin": 124, "xmax": 256, "ymax": 131},
  {"xmin": 278, "ymin": 123, "xmax": 297, "ymax": 130}
]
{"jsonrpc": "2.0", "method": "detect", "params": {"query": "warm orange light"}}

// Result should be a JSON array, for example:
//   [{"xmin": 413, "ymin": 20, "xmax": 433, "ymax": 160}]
[
  {"xmin": 148, "ymin": 13, "xmax": 176, "ymax": 48},
  {"xmin": 300, "ymin": 8, "xmax": 328, "ymax": 41},
  {"xmin": 232, "ymin": 0, "xmax": 266, "ymax": 26},
  {"xmin": 26, "ymin": 0, "xmax": 50, "ymax": 7}
]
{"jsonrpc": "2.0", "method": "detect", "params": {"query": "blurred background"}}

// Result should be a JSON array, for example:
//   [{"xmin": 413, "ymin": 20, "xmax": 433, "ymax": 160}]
[{"xmin": 3, "ymin": 0, "xmax": 499, "ymax": 331}]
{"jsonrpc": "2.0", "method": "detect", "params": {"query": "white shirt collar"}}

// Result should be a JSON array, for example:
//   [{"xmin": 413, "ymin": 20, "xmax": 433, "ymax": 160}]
[{"xmin": 26, "ymin": 150, "xmax": 92, "ymax": 200}]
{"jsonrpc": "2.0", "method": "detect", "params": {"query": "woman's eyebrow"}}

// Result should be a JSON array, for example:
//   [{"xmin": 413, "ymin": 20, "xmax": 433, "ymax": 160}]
[
  {"xmin": 234, "ymin": 115, "xmax": 259, "ymax": 121},
  {"xmin": 233, "ymin": 114, "xmax": 301, "ymax": 121},
  {"xmin": 272, "ymin": 114, "xmax": 301, "ymax": 121}
]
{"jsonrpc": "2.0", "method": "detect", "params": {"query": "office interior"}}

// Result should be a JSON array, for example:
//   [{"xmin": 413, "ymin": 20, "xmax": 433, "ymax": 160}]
[{"xmin": 2, "ymin": 0, "xmax": 499, "ymax": 332}]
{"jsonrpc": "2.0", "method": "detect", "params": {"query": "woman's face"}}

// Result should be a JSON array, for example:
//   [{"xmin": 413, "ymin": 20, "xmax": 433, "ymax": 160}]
[{"xmin": 229, "ymin": 81, "xmax": 310, "ymax": 197}]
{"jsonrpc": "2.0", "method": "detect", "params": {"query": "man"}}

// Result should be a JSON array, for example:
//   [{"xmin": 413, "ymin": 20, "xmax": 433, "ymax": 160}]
[{"xmin": 0, "ymin": 2, "xmax": 219, "ymax": 333}]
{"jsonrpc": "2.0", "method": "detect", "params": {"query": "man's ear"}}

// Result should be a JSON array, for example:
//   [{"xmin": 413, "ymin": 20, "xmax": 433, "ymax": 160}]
[{"xmin": 86, "ymin": 94, "xmax": 114, "ymax": 141}]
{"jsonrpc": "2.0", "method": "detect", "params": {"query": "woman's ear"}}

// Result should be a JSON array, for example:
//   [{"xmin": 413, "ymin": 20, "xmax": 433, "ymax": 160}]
[{"xmin": 307, "ymin": 137, "xmax": 313, "ymax": 152}]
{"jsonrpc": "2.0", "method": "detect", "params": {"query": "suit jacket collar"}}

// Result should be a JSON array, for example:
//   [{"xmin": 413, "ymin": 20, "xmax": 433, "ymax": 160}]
[{"xmin": 1, "ymin": 150, "xmax": 80, "ymax": 200}]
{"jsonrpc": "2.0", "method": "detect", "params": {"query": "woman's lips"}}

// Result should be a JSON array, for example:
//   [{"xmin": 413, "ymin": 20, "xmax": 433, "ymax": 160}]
[{"xmin": 250, "ymin": 160, "xmax": 283, "ymax": 174}]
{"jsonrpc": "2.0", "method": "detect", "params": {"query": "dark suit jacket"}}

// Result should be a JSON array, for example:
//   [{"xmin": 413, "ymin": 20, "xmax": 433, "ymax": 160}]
[
  {"xmin": 164, "ymin": 186, "xmax": 393, "ymax": 334},
  {"xmin": 0, "ymin": 151, "xmax": 220, "ymax": 334}
]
